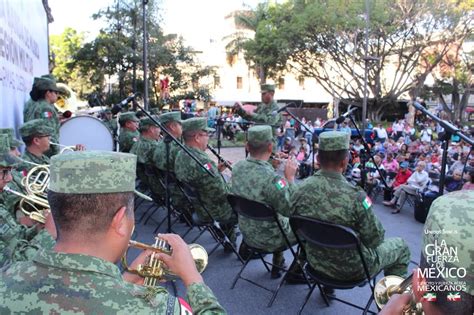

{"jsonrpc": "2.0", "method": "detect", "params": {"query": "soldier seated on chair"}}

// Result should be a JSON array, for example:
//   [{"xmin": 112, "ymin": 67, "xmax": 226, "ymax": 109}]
[{"xmin": 292, "ymin": 131, "xmax": 411, "ymax": 283}]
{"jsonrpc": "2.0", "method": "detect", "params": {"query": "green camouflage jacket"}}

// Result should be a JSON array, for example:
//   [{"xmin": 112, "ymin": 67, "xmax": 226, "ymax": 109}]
[
  {"xmin": 154, "ymin": 139, "xmax": 181, "ymax": 172},
  {"xmin": 0, "ymin": 171, "xmax": 25, "ymax": 216},
  {"xmin": 0, "ymin": 249, "xmax": 226, "ymax": 314},
  {"xmin": 130, "ymin": 136, "xmax": 159, "ymax": 165},
  {"xmin": 236, "ymin": 100, "xmax": 282, "ymax": 137},
  {"xmin": 119, "ymin": 129, "xmax": 140, "ymax": 153},
  {"xmin": 103, "ymin": 118, "xmax": 118, "ymax": 134},
  {"xmin": 23, "ymin": 100, "xmax": 60, "ymax": 140},
  {"xmin": 17, "ymin": 150, "xmax": 50, "ymax": 173},
  {"xmin": 174, "ymin": 145, "xmax": 233, "ymax": 221},
  {"xmin": 291, "ymin": 170, "xmax": 385, "ymax": 281},
  {"xmin": 231, "ymin": 157, "xmax": 295, "ymax": 251},
  {"xmin": 0, "ymin": 205, "xmax": 55, "ymax": 268}
]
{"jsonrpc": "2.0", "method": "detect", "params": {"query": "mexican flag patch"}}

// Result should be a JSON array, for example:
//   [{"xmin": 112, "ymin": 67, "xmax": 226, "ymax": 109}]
[
  {"xmin": 362, "ymin": 196, "xmax": 372, "ymax": 210},
  {"xmin": 275, "ymin": 178, "xmax": 287, "ymax": 190},
  {"xmin": 42, "ymin": 112, "xmax": 52, "ymax": 118},
  {"xmin": 178, "ymin": 297, "xmax": 193, "ymax": 315},
  {"xmin": 203, "ymin": 163, "xmax": 212, "ymax": 171},
  {"xmin": 447, "ymin": 292, "xmax": 461, "ymax": 301},
  {"xmin": 422, "ymin": 292, "xmax": 437, "ymax": 302}
]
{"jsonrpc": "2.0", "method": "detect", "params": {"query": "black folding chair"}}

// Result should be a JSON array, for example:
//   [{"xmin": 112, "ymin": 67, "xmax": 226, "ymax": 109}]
[
  {"xmin": 290, "ymin": 215, "xmax": 379, "ymax": 315},
  {"xmin": 227, "ymin": 195, "xmax": 310, "ymax": 307},
  {"xmin": 179, "ymin": 181, "xmax": 242, "ymax": 262}
]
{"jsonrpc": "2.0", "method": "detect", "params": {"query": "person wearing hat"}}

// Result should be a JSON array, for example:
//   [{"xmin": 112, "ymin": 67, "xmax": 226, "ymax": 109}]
[
  {"xmin": 380, "ymin": 190, "xmax": 474, "ymax": 315},
  {"xmin": 231, "ymin": 125, "xmax": 299, "ymax": 278},
  {"xmin": 118, "ymin": 112, "xmax": 140, "ymax": 153},
  {"xmin": 174, "ymin": 117, "xmax": 238, "ymax": 249},
  {"xmin": 102, "ymin": 108, "xmax": 118, "ymax": 135},
  {"xmin": 292, "ymin": 131, "xmax": 410, "ymax": 283},
  {"xmin": 0, "ymin": 134, "xmax": 56, "ymax": 268},
  {"xmin": 130, "ymin": 116, "xmax": 161, "ymax": 187},
  {"xmin": 233, "ymin": 83, "xmax": 282, "ymax": 150},
  {"xmin": 17, "ymin": 119, "xmax": 54, "ymax": 173},
  {"xmin": 391, "ymin": 161, "xmax": 412, "ymax": 189},
  {"xmin": 24, "ymin": 76, "xmax": 62, "ymax": 156},
  {"xmin": 23, "ymin": 74, "xmax": 57, "ymax": 121},
  {"xmin": 0, "ymin": 151, "xmax": 225, "ymax": 314}
]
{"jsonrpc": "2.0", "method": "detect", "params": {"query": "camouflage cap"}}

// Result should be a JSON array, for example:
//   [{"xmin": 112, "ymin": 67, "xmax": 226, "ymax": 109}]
[
  {"xmin": 182, "ymin": 117, "xmax": 215, "ymax": 133},
  {"xmin": 260, "ymin": 84, "xmax": 275, "ymax": 93},
  {"xmin": 33, "ymin": 77, "xmax": 61, "ymax": 92},
  {"xmin": 139, "ymin": 116, "xmax": 159, "ymax": 130},
  {"xmin": 0, "ymin": 128, "xmax": 23, "ymax": 148},
  {"xmin": 103, "ymin": 108, "xmax": 112, "ymax": 114},
  {"xmin": 40, "ymin": 74, "xmax": 57, "ymax": 82},
  {"xmin": 118, "ymin": 112, "xmax": 139, "ymax": 123},
  {"xmin": 422, "ymin": 190, "xmax": 474, "ymax": 295},
  {"xmin": 319, "ymin": 131, "xmax": 350, "ymax": 151},
  {"xmin": 49, "ymin": 151, "xmax": 137, "ymax": 194},
  {"xmin": 19, "ymin": 119, "xmax": 55, "ymax": 138},
  {"xmin": 0, "ymin": 135, "xmax": 19, "ymax": 167},
  {"xmin": 247, "ymin": 125, "xmax": 272, "ymax": 145},
  {"xmin": 158, "ymin": 111, "xmax": 181, "ymax": 125}
]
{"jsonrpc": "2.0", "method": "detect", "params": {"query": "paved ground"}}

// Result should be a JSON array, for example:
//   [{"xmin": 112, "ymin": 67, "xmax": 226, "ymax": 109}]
[{"xmin": 129, "ymin": 146, "xmax": 423, "ymax": 315}]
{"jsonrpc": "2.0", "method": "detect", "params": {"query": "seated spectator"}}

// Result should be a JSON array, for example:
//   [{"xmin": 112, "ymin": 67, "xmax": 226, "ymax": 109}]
[
  {"xmin": 445, "ymin": 169, "xmax": 464, "ymax": 192},
  {"xmin": 462, "ymin": 170, "xmax": 474, "ymax": 190},
  {"xmin": 383, "ymin": 161, "xmax": 429, "ymax": 213},
  {"xmin": 281, "ymin": 137, "xmax": 293, "ymax": 155},
  {"xmin": 449, "ymin": 154, "xmax": 466, "ymax": 175},
  {"xmin": 391, "ymin": 162, "xmax": 412, "ymax": 189},
  {"xmin": 365, "ymin": 155, "xmax": 385, "ymax": 196},
  {"xmin": 382, "ymin": 153, "xmax": 399, "ymax": 173}
]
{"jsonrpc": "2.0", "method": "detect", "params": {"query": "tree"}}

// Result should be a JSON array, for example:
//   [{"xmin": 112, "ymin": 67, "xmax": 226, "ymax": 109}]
[{"xmin": 241, "ymin": 0, "xmax": 472, "ymax": 120}]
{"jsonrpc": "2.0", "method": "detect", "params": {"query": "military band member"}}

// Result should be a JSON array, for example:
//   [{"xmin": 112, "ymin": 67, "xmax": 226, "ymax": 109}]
[
  {"xmin": 174, "ymin": 118, "xmax": 237, "ymax": 248},
  {"xmin": 130, "ymin": 116, "xmax": 161, "ymax": 165},
  {"xmin": 153, "ymin": 111, "xmax": 183, "ymax": 172},
  {"xmin": 0, "ymin": 135, "xmax": 56, "ymax": 268},
  {"xmin": 291, "ymin": 131, "xmax": 410, "ymax": 282},
  {"xmin": 118, "ymin": 112, "xmax": 140, "ymax": 153},
  {"xmin": 102, "ymin": 108, "xmax": 118, "ymax": 135},
  {"xmin": 17, "ymin": 120, "xmax": 54, "ymax": 172},
  {"xmin": 0, "ymin": 151, "xmax": 225, "ymax": 314},
  {"xmin": 231, "ymin": 125, "xmax": 298, "ymax": 278}
]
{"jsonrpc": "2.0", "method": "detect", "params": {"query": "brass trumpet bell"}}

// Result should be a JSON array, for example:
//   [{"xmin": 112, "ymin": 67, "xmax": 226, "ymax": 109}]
[
  {"xmin": 122, "ymin": 238, "xmax": 208, "ymax": 287},
  {"xmin": 374, "ymin": 274, "xmax": 423, "ymax": 314},
  {"xmin": 3, "ymin": 185, "xmax": 49, "ymax": 224}
]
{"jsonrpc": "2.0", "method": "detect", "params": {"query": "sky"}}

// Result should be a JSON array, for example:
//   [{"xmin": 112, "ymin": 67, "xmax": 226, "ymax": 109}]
[{"xmin": 48, "ymin": 0, "xmax": 262, "ymax": 48}]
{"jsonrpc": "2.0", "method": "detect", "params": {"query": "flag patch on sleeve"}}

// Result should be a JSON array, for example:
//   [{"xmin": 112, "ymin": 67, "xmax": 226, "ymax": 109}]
[
  {"xmin": 203, "ymin": 163, "xmax": 212, "ymax": 171},
  {"xmin": 42, "ymin": 112, "xmax": 52, "ymax": 118},
  {"xmin": 362, "ymin": 196, "xmax": 372, "ymax": 210},
  {"xmin": 275, "ymin": 178, "xmax": 287, "ymax": 190}
]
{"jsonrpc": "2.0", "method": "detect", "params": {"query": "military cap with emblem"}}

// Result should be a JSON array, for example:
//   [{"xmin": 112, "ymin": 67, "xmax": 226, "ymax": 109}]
[
  {"xmin": 0, "ymin": 128, "xmax": 23, "ymax": 148},
  {"xmin": 0, "ymin": 134, "xmax": 19, "ymax": 167},
  {"xmin": 260, "ymin": 83, "xmax": 275, "ymax": 93},
  {"xmin": 247, "ymin": 125, "xmax": 272, "ymax": 145},
  {"xmin": 318, "ymin": 131, "xmax": 350, "ymax": 151},
  {"xmin": 182, "ymin": 117, "xmax": 215, "ymax": 133},
  {"xmin": 158, "ymin": 111, "xmax": 182, "ymax": 125},
  {"xmin": 49, "ymin": 151, "xmax": 137, "ymax": 194},
  {"xmin": 19, "ymin": 119, "xmax": 55, "ymax": 138},
  {"xmin": 118, "ymin": 112, "xmax": 139, "ymax": 124},
  {"xmin": 139, "ymin": 116, "xmax": 159, "ymax": 129},
  {"xmin": 33, "ymin": 77, "xmax": 62, "ymax": 93}
]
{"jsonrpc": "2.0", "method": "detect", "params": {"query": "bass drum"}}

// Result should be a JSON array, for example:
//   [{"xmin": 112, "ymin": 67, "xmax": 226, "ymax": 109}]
[{"xmin": 59, "ymin": 116, "xmax": 114, "ymax": 151}]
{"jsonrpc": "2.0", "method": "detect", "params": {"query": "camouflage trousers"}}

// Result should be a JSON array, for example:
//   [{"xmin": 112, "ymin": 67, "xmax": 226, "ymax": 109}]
[{"xmin": 373, "ymin": 237, "xmax": 410, "ymax": 277}]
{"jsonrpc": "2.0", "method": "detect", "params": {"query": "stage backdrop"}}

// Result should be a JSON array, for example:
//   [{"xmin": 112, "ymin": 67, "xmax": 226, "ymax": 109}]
[{"xmin": 0, "ymin": 0, "xmax": 49, "ymax": 136}]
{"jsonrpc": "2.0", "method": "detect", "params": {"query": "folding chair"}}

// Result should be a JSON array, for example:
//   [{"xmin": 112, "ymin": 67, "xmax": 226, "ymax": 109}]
[
  {"xmin": 290, "ymin": 215, "xmax": 380, "ymax": 315},
  {"xmin": 179, "ymin": 181, "xmax": 242, "ymax": 262},
  {"xmin": 227, "ymin": 194, "xmax": 310, "ymax": 307}
]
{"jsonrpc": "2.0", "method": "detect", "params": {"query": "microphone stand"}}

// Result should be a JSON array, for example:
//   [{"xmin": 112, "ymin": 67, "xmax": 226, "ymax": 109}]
[
  {"xmin": 347, "ymin": 114, "xmax": 390, "ymax": 191},
  {"xmin": 135, "ymin": 103, "xmax": 215, "ymax": 233},
  {"xmin": 413, "ymin": 102, "xmax": 473, "ymax": 195},
  {"xmin": 280, "ymin": 108, "xmax": 316, "ymax": 175}
]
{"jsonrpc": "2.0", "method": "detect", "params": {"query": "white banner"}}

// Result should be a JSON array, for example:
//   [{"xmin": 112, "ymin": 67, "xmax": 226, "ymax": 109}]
[{"xmin": 0, "ymin": 0, "xmax": 49, "ymax": 137}]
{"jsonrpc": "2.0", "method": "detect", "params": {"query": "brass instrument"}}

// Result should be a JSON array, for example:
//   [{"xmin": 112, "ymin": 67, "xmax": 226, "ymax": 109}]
[
  {"xmin": 3, "ymin": 185, "xmax": 49, "ymax": 224},
  {"xmin": 50, "ymin": 142, "xmax": 76, "ymax": 154},
  {"xmin": 374, "ymin": 274, "xmax": 423, "ymax": 314},
  {"xmin": 207, "ymin": 144, "xmax": 232, "ymax": 171},
  {"xmin": 122, "ymin": 237, "xmax": 208, "ymax": 287},
  {"xmin": 21, "ymin": 165, "xmax": 50, "ymax": 197}
]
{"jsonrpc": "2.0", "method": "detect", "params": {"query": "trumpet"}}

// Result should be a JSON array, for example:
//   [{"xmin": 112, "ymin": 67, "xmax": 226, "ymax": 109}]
[
  {"xmin": 50, "ymin": 142, "xmax": 76, "ymax": 154},
  {"xmin": 374, "ymin": 274, "xmax": 423, "ymax": 314},
  {"xmin": 3, "ymin": 185, "xmax": 49, "ymax": 224},
  {"xmin": 122, "ymin": 237, "xmax": 208, "ymax": 287}
]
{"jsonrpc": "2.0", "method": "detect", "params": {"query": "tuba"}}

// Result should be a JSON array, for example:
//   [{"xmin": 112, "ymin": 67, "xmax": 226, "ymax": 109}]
[
  {"xmin": 374, "ymin": 274, "xmax": 423, "ymax": 314},
  {"xmin": 122, "ymin": 237, "xmax": 208, "ymax": 287}
]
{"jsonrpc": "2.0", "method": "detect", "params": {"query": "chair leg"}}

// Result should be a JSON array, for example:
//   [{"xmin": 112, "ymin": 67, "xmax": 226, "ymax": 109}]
[
  {"xmin": 317, "ymin": 283, "xmax": 330, "ymax": 307},
  {"xmin": 138, "ymin": 203, "xmax": 156, "ymax": 223},
  {"xmin": 231, "ymin": 257, "xmax": 251, "ymax": 289},
  {"xmin": 268, "ymin": 271, "xmax": 287, "ymax": 307},
  {"xmin": 260, "ymin": 254, "xmax": 271, "ymax": 272},
  {"xmin": 298, "ymin": 283, "xmax": 317, "ymax": 315},
  {"xmin": 363, "ymin": 294, "xmax": 375, "ymax": 315}
]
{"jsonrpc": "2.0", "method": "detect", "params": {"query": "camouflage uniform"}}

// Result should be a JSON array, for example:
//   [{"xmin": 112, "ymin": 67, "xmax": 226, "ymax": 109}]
[
  {"xmin": 103, "ymin": 118, "xmax": 118, "ymax": 135},
  {"xmin": 422, "ymin": 190, "xmax": 474, "ymax": 297},
  {"xmin": 0, "ymin": 150, "xmax": 225, "ymax": 314},
  {"xmin": 231, "ymin": 126, "xmax": 296, "ymax": 266},
  {"xmin": 174, "ymin": 118, "xmax": 236, "ymax": 241},
  {"xmin": 119, "ymin": 112, "xmax": 140, "ymax": 153},
  {"xmin": 291, "ymin": 131, "xmax": 410, "ymax": 281},
  {"xmin": 0, "ymin": 135, "xmax": 55, "ymax": 268}
]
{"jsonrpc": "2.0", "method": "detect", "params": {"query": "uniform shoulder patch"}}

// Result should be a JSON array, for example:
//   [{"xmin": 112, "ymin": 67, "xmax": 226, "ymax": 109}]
[
  {"xmin": 132, "ymin": 137, "xmax": 138, "ymax": 142},
  {"xmin": 362, "ymin": 196, "xmax": 372, "ymax": 210},
  {"xmin": 42, "ymin": 112, "xmax": 52, "ymax": 118},
  {"xmin": 275, "ymin": 178, "xmax": 287, "ymax": 190}
]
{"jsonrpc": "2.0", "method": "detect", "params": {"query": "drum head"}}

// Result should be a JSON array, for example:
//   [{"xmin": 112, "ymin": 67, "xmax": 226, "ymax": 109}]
[{"xmin": 59, "ymin": 116, "xmax": 114, "ymax": 151}]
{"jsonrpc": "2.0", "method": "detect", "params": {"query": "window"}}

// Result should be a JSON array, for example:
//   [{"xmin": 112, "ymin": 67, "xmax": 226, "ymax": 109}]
[
  {"xmin": 236, "ymin": 76, "xmax": 243, "ymax": 89},
  {"xmin": 278, "ymin": 78, "xmax": 285, "ymax": 90},
  {"xmin": 298, "ymin": 76, "xmax": 305, "ymax": 88}
]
